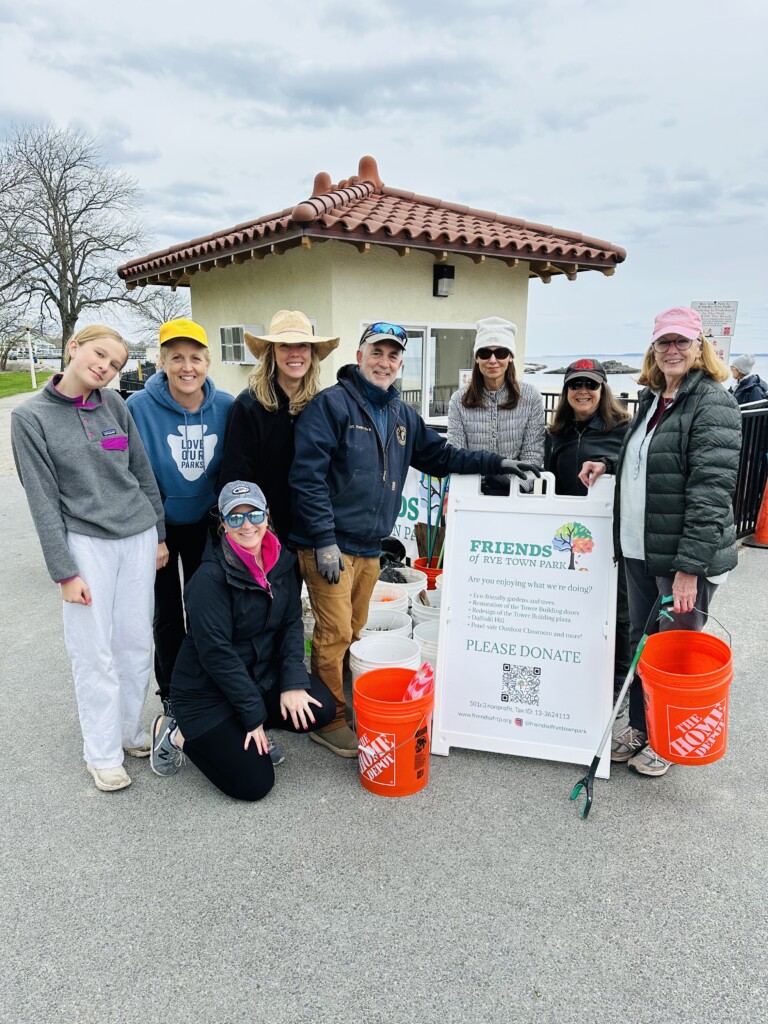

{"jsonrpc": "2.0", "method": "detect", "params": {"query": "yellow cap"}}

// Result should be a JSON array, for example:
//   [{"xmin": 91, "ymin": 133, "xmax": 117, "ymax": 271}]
[{"xmin": 159, "ymin": 318, "xmax": 208, "ymax": 348}]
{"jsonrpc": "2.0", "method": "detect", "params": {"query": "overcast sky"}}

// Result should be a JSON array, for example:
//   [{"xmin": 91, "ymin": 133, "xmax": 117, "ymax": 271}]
[{"xmin": 1, "ymin": 0, "xmax": 766, "ymax": 354}]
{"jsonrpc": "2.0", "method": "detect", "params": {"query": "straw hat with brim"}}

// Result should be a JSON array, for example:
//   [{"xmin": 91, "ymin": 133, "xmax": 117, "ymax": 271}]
[{"xmin": 245, "ymin": 310, "xmax": 339, "ymax": 362}]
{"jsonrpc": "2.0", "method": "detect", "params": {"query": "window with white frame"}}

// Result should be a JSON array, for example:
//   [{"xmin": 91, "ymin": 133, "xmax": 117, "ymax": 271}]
[{"xmin": 219, "ymin": 324, "xmax": 265, "ymax": 365}]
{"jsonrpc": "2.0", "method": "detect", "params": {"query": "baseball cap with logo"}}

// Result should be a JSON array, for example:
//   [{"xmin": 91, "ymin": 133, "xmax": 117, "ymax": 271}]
[
  {"xmin": 563, "ymin": 358, "xmax": 607, "ymax": 386},
  {"xmin": 218, "ymin": 480, "xmax": 267, "ymax": 518}
]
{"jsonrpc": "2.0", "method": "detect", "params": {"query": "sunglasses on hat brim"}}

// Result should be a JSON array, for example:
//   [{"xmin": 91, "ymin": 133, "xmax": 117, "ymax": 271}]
[{"xmin": 359, "ymin": 322, "xmax": 408, "ymax": 347}]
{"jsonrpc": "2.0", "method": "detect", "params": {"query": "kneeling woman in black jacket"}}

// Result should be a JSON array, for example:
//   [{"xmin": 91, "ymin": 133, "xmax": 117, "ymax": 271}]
[{"xmin": 150, "ymin": 480, "xmax": 336, "ymax": 800}]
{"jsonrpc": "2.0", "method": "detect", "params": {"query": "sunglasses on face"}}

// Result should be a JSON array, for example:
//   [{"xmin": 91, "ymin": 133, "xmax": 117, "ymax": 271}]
[
  {"xmin": 476, "ymin": 347, "xmax": 511, "ymax": 361},
  {"xmin": 223, "ymin": 509, "xmax": 267, "ymax": 528},
  {"xmin": 567, "ymin": 378, "xmax": 601, "ymax": 391},
  {"xmin": 652, "ymin": 337, "xmax": 694, "ymax": 352},
  {"xmin": 359, "ymin": 322, "xmax": 408, "ymax": 346}
]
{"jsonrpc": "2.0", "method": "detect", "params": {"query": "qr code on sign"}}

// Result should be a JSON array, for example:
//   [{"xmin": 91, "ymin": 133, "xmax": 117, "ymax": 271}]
[{"xmin": 501, "ymin": 664, "xmax": 541, "ymax": 706}]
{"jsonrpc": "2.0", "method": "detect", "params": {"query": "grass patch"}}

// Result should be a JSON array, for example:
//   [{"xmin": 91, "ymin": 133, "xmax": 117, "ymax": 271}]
[{"xmin": 0, "ymin": 371, "xmax": 54, "ymax": 398}]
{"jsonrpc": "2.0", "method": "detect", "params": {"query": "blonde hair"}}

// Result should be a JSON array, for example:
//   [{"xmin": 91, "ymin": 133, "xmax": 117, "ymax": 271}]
[
  {"xmin": 64, "ymin": 325, "xmax": 129, "ymax": 367},
  {"xmin": 158, "ymin": 338, "xmax": 211, "ymax": 367},
  {"xmin": 637, "ymin": 335, "xmax": 729, "ymax": 389},
  {"xmin": 247, "ymin": 345, "xmax": 321, "ymax": 414}
]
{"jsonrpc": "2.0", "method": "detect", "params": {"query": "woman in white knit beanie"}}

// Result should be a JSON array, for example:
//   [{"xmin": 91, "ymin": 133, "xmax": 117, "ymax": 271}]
[{"xmin": 447, "ymin": 316, "xmax": 545, "ymax": 491}]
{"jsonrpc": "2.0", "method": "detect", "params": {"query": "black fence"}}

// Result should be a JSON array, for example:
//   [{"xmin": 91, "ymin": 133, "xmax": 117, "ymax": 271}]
[
  {"xmin": 734, "ymin": 401, "xmax": 768, "ymax": 538},
  {"xmin": 118, "ymin": 362, "xmax": 156, "ymax": 398}
]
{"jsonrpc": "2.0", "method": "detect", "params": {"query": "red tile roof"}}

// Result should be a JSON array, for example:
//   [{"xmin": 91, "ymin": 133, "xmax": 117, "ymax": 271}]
[{"xmin": 118, "ymin": 156, "xmax": 625, "ymax": 288}]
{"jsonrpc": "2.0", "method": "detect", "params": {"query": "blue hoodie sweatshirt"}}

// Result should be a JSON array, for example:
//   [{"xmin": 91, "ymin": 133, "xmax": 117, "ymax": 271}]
[{"xmin": 127, "ymin": 372, "xmax": 233, "ymax": 525}]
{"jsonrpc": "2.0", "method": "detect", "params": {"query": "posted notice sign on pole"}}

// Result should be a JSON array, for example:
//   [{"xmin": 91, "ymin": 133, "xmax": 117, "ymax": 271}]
[{"xmin": 432, "ymin": 474, "xmax": 617, "ymax": 778}]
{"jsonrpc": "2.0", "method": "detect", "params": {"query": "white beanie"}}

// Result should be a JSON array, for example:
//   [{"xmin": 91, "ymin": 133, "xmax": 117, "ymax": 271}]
[
  {"xmin": 473, "ymin": 316, "xmax": 517, "ymax": 356},
  {"xmin": 731, "ymin": 354, "xmax": 755, "ymax": 375}
]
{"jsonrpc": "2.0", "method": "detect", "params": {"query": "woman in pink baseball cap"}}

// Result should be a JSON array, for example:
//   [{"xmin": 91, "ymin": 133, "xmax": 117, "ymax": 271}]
[{"xmin": 582, "ymin": 306, "xmax": 741, "ymax": 778}]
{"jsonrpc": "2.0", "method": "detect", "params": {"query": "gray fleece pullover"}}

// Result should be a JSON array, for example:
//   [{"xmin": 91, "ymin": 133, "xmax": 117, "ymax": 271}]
[{"xmin": 11, "ymin": 378, "xmax": 165, "ymax": 582}]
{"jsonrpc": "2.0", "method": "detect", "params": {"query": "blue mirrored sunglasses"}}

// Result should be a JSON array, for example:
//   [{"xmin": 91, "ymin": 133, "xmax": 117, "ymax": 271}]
[
  {"xmin": 359, "ymin": 322, "xmax": 408, "ymax": 346},
  {"xmin": 223, "ymin": 509, "xmax": 267, "ymax": 528}
]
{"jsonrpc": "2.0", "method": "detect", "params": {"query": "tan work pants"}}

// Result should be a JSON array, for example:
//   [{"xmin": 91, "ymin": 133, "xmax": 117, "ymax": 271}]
[{"xmin": 297, "ymin": 549, "xmax": 380, "ymax": 729}]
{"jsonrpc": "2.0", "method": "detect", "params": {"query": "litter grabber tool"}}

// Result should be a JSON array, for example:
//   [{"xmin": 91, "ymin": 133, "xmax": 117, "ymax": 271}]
[{"xmin": 569, "ymin": 594, "xmax": 673, "ymax": 820}]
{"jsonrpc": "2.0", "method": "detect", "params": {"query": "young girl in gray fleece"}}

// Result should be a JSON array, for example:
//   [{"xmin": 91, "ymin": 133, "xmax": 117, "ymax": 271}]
[{"xmin": 11, "ymin": 325, "xmax": 166, "ymax": 793}]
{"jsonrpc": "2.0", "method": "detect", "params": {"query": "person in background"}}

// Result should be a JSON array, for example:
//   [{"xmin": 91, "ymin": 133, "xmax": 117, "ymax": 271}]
[
  {"xmin": 218, "ymin": 310, "xmax": 339, "ymax": 542},
  {"xmin": 12, "ymin": 325, "xmax": 166, "ymax": 793},
  {"xmin": 582, "ymin": 306, "xmax": 741, "ymax": 777},
  {"xmin": 547, "ymin": 358, "xmax": 632, "ymax": 686},
  {"xmin": 728, "ymin": 354, "xmax": 768, "ymax": 405},
  {"xmin": 447, "ymin": 316, "xmax": 545, "ymax": 491},
  {"xmin": 290, "ymin": 321, "xmax": 540, "ymax": 758},
  {"xmin": 149, "ymin": 481, "xmax": 336, "ymax": 800},
  {"xmin": 127, "ymin": 318, "xmax": 233, "ymax": 715}
]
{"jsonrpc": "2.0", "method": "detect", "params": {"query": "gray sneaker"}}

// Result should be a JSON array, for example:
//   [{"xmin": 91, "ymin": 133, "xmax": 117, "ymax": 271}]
[
  {"xmin": 628, "ymin": 743, "xmax": 673, "ymax": 777},
  {"xmin": 611, "ymin": 725, "xmax": 647, "ymax": 762},
  {"xmin": 150, "ymin": 715, "xmax": 184, "ymax": 777},
  {"xmin": 267, "ymin": 733, "xmax": 285, "ymax": 766}
]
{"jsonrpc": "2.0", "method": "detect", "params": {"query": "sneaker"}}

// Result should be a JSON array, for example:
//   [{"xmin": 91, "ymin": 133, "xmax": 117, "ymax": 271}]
[
  {"xmin": 309, "ymin": 723, "xmax": 359, "ymax": 758},
  {"xmin": 123, "ymin": 740, "xmax": 151, "ymax": 758},
  {"xmin": 86, "ymin": 764, "xmax": 131, "ymax": 792},
  {"xmin": 267, "ymin": 733, "xmax": 285, "ymax": 766},
  {"xmin": 628, "ymin": 743, "xmax": 673, "ymax": 777},
  {"xmin": 150, "ymin": 714, "xmax": 184, "ymax": 777},
  {"xmin": 611, "ymin": 724, "xmax": 647, "ymax": 762}
]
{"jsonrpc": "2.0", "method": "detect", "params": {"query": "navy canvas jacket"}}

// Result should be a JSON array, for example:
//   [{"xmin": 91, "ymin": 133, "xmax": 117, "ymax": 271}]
[
  {"xmin": 289, "ymin": 365, "xmax": 506, "ymax": 555},
  {"xmin": 171, "ymin": 536, "xmax": 308, "ymax": 741}
]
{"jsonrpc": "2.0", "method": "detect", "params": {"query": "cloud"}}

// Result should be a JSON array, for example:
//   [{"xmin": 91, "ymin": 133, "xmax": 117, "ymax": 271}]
[
  {"xmin": 729, "ymin": 182, "xmax": 768, "ymax": 206},
  {"xmin": 91, "ymin": 119, "xmax": 159, "ymax": 166}
]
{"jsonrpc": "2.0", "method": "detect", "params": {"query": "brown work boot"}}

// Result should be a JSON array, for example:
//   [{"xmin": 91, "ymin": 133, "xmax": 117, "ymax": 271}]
[{"xmin": 309, "ymin": 724, "xmax": 358, "ymax": 758}]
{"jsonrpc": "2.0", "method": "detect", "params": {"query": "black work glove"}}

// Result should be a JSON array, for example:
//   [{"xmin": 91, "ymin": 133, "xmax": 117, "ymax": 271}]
[
  {"xmin": 499, "ymin": 459, "xmax": 542, "ymax": 481},
  {"xmin": 316, "ymin": 544, "xmax": 345, "ymax": 585}
]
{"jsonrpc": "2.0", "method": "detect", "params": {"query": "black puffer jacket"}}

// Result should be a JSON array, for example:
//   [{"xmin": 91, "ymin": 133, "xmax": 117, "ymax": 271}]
[
  {"xmin": 614, "ymin": 372, "xmax": 741, "ymax": 577},
  {"xmin": 171, "ymin": 536, "xmax": 308, "ymax": 741},
  {"xmin": 548, "ymin": 413, "xmax": 629, "ymax": 496}
]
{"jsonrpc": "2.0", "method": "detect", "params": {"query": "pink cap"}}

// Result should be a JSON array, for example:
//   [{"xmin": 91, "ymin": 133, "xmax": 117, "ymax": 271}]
[{"xmin": 651, "ymin": 306, "xmax": 703, "ymax": 343}]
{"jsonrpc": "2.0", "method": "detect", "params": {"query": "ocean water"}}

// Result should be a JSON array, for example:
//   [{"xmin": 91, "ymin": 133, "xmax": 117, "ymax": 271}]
[{"xmin": 522, "ymin": 353, "xmax": 768, "ymax": 397}]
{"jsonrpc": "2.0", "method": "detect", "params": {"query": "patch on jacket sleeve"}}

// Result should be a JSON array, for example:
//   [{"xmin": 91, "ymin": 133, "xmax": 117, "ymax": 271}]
[{"xmin": 396, "ymin": 425, "xmax": 407, "ymax": 445}]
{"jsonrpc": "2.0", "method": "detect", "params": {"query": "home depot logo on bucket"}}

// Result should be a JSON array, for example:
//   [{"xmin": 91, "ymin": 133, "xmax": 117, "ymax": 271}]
[
  {"xmin": 358, "ymin": 729, "xmax": 396, "ymax": 786},
  {"xmin": 667, "ymin": 702, "xmax": 727, "ymax": 760}
]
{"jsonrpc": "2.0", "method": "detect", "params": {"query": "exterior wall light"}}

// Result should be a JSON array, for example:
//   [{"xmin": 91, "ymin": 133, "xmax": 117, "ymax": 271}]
[{"xmin": 433, "ymin": 264, "xmax": 455, "ymax": 297}]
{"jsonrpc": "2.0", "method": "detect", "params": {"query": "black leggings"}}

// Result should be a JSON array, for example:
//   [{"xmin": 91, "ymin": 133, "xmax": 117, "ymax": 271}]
[
  {"xmin": 183, "ymin": 675, "xmax": 336, "ymax": 801},
  {"xmin": 153, "ymin": 518, "xmax": 213, "ymax": 700}
]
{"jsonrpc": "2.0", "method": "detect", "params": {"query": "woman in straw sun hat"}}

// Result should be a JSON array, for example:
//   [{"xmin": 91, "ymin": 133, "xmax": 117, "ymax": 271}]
[{"xmin": 218, "ymin": 310, "xmax": 339, "ymax": 543}]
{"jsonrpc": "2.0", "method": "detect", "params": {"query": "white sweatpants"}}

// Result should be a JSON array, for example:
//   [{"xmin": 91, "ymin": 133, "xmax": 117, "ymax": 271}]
[{"xmin": 62, "ymin": 527, "xmax": 157, "ymax": 769}]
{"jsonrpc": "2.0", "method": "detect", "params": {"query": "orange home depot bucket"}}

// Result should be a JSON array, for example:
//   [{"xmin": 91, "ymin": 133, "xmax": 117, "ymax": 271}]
[
  {"xmin": 413, "ymin": 557, "xmax": 443, "ymax": 590},
  {"xmin": 352, "ymin": 667, "xmax": 435, "ymax": 797},
  {"xmin": 637, "ymin": 630, "xmax": 733, "ymax": 765}
]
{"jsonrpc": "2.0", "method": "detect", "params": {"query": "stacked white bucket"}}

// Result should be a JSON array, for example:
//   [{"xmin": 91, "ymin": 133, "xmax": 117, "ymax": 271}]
[{"xmin": 351, "ymin": 567, "xmax": 442, "ymax": 683}]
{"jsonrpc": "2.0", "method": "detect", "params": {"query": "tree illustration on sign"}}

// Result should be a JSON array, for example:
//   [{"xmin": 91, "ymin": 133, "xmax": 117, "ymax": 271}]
[{"xmin": 553, "ymin": 522, "xmax": 595, "ymax": 570}]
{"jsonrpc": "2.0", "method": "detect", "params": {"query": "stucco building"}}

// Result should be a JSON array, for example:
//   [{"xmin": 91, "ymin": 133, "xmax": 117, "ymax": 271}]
[{"xmin": 118, "ymin": 155, "xmax": 625, "ymax": 420}]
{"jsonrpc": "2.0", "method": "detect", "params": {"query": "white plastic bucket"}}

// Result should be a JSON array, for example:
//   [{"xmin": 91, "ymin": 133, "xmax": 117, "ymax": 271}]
[
  {"xmin": 360, "ymin": 608, "xmax": 413, "ymax": 638},
  {"xmin": 369, "ymin": 581, "xmax": 409, "ymax": 614},
  {"xmin": 388, "ymin": 566, "xmax": 429, "ymax": 604},
  {"xmin": 411, "ymin": 588, "xmax": 444, "ymax": 626},
  {"xmin": 435, "ymin": 573, "xmax": 444, "ymax": 590},
  {"xmin": 349, "ymin": 635, "xmax": 421, "ymax": 685},
  {"xmin": 412, "ymin": 619, "xmax": 440, "ymax": 672}
]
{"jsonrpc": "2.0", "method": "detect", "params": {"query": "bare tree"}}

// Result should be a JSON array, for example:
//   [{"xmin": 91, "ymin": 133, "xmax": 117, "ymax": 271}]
[
  {"xmin": 128, "ymin": 286, "xmax": 192, "ymax": 346},
  {"xmin": 0, "ymin": 124, "xmax": 147, "ymax": 364}
]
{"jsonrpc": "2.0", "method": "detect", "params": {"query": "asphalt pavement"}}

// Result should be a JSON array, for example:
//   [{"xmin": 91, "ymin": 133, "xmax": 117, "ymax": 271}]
[{"xmin": 1, "ymin": 390, "xmax": 767, "ymax": 1024}]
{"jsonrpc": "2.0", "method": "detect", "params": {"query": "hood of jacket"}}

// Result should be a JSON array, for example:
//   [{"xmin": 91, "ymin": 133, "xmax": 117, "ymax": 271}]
[{"xmin": 126, "ymin": 372, "xmax": 232, "ymax": 525}]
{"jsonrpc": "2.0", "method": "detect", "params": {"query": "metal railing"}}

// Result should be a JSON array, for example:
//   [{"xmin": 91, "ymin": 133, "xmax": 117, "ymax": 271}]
[{"xmin": 734, "ymin": 401, "xmax": 768, "ymax": 538}]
